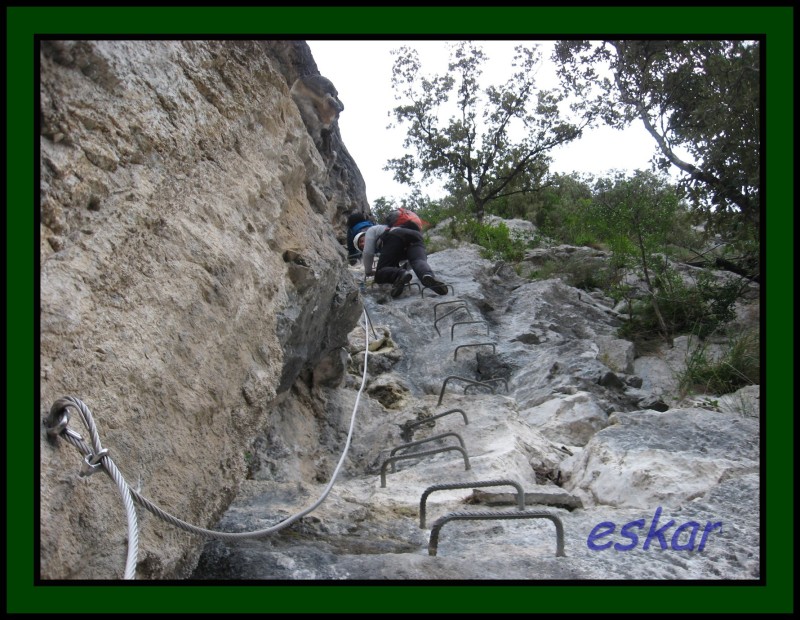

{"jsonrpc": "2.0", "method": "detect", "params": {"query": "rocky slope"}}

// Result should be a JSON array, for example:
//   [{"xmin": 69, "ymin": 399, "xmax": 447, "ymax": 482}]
[{"xmin": 190, "ymin": 245, "xmax": 760, "ymax": 580}]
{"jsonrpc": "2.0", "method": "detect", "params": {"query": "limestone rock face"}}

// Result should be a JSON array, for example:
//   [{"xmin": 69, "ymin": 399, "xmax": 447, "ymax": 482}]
[
  {"xmin": 191, "ymin": 247, "xmax": 761, "ymax": 581},
  {"xmin": 559, "ymin": 408, "xmax": 760, "ymax": 509},
  {"xmin": 39, "ymin": 40, "xmax": 365, "ymax": 579}
]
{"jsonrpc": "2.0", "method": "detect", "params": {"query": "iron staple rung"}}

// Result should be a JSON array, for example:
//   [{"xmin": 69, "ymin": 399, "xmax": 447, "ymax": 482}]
[
  {"xmin": 451, "ymin": 320, "xmax": 489, "ymax": 341},
  {"xmin": 464, "ymin": 376, "xmax": 508, "ymax": 394},
  {"xmin": 433, "ymin": 300, "xmax": 472, "ymax": 322},
  {"xmin": 437, "ymin": 376, "xmax": 500, "ymax": 406},
  {"xmin": 433, "ymin": 306, "xmax": 471, "ymax": 336},
  {"xmin": 389, "ymin": 432, "xmax": 467, "ymax": 472},
  {"xmin": 402, "ymin": 409, "xmax": 468, "ymax": 442},
  {"xmin": 454, "ymin": 342, "xmax": 497, "ymax": 360},
  {"xmin": 427, "ymin": 510, "xmax": 566, "ymax": 557},
  {"xmin": 380, "ymin": 446, "xmax": 471, "ymax": 487},
  {"xmin": 419, "ymin": 479, "xmax": 525, "ymax": 528}
]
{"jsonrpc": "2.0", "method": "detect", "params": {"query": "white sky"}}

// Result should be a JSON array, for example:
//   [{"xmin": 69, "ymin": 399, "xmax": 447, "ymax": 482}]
[{"xmin": 308, "ymin": 40, "xmax": 664, "ymax": 205}]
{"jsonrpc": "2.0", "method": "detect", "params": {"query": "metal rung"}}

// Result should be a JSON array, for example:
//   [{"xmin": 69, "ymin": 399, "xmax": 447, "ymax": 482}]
[
  {"xmin": 419, "ymin": 479, "xmax": 525, "ymax": 528},
  {"xmin": 433, "ymin": 300, "xmax": 472, "ymax": 323},
  {"xmin": 397, "ymin": 282, "xmax": 420, "ymax": 296},
  {"xmin": 434, "ymin": 306, "xmax": 470, "ymax": 337},
  {"xmin": 454, "ymin": 342, "xmax": 496, "ymax": 360},
  {"xmin": 389, "ymin": 432, "xmax": 467, "ymax": 472},
  {"xmin": 451, "ymin": 320, "xmax": 489, "ymax": 341},
  {"xmin": 464, "ymin": 376, "xmax": 508, "ymax": 394},
  {"xmin": 428, "ymin": 510, "xmax": 566, "ymax": 557},
  {"xmin": 380, "ymin": 446, "xmax": 471, "ymax": 487},
  {"xmin": 401, "ymin": 409, "xmax": 469, "ymax": 442},
  {"xmin": 437, "ymin": 376, "xmax": 496, "ymax": 406}
]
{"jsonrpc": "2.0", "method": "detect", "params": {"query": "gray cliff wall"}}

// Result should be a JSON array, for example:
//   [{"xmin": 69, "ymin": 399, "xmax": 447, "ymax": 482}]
[{"xmin": 39, "ymin": 40, "xmax": 365, "ymax": 579}]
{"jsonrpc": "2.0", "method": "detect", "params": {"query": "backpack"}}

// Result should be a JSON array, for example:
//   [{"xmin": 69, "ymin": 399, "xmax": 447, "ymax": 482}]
[{"xmin": 385, "ymin": 207, "xmax": 425, "ymax": 231}]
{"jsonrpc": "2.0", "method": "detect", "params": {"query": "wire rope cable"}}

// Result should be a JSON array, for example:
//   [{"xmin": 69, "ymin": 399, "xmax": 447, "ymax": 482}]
[
  {"xmin": 128, "ymin": 306, "xmax": 374, "ymax": 541},
  {"xmin": 44, "ymin": 307, "xmax": 374, "ymax": 578}
]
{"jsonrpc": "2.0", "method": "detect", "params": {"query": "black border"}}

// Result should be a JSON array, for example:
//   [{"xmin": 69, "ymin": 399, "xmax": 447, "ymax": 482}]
[{"xmin": 9, "ymin": 3, "xmax": 794, "ymax": 615}]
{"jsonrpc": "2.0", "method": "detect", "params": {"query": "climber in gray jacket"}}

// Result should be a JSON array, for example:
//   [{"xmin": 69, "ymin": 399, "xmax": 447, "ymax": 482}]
[{"xmin": 354, "ymin": 222, "xmax": 448, "ymax": 298}]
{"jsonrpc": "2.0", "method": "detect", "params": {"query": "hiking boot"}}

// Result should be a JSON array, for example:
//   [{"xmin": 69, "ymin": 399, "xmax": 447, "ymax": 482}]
[
  {"xmin": 422, "ymin": 274, "xmax": 448, "ymax": 296},
  {"xmin": 391, "ymin": 271, "xmax": 413, "ymax": 298}
]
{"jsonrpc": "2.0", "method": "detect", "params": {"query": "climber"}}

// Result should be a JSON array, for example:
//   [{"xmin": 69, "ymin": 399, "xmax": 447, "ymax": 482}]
[
  {"xmin": 354, "ymin": 220, "xmax": 448, "ymax": 298},
  {"xmin": 345, "ymin": 211, "xmax": 374, "ymax": 264}
]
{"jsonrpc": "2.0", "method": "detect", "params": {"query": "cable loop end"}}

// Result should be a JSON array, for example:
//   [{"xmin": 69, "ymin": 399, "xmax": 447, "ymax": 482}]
[{"xmin": 45, "ymin": 398, "xmax": 74, "ymax": 437}]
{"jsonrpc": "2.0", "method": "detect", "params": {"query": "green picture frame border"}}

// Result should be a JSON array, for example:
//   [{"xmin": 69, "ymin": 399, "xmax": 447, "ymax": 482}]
[{"xmin": 8, "ymin": 3, "xmax": 793, "ymax": 615}]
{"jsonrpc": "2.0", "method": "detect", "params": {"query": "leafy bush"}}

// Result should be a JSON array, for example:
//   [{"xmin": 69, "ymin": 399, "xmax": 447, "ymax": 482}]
[
  {"xmin": 561, "ymin": 259, "xmax": 617, "ymax": 291},
  {"xmin": 527, "ymin": 256, "xmax": 617, "ymax": 291},
  {"xmin": 442, "ymin": 216, "xmax": 528, "ymax": 262},
  {"xmin": 677, "ymin": 329, "xmax": 760, "ymax": 396},
  {"xmin": 657, "ymin": 268, "xmax": 742, "ymax": 337},
  {"xmin": 522, "ymin": 258, "xmax": 560, "ymax": 281},
  {"xmin": 617, "ymin": 262, "xmax": 745, "ymax": 344}
]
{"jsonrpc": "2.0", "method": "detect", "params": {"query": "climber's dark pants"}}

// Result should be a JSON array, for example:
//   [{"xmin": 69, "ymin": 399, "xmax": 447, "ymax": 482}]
[{"xmin": 375, "ymin": 227, "xmax": 434, "ymax": 285}]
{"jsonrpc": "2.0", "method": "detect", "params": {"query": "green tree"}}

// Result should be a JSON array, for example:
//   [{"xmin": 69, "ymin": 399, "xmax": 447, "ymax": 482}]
[
  {"xmin": 371, "ymin": 196, "xmax": 397, "ymax": 224},
  {"xmin": 554, "ymin": 40, "xmax": 760, "ymax": 246},
  {"xmin": 387, "ymin": 41, "xmax": 584, "ymax": 222},
  {"xmin": 589, "ymin": 170, "xmax": 683, "ymax": 341},
  {"xmin": 530, "ymin": 172, "xmax": 596, "ymax": 245}
]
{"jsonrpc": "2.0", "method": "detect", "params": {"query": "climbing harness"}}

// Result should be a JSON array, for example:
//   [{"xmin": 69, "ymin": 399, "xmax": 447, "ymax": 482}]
[{"xmin": 43, "ymin": 309, "xmax": 375, "ymax": 580}]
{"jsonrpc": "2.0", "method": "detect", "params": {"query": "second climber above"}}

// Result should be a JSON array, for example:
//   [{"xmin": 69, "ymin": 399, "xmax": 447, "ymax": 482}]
[
  {"xmin": 354, "ymin": 214, "xmax": 448, "ymax": 298},
  {"xmin": 353, "ymin": 214, "xmax": 447, "ymax": 297}
]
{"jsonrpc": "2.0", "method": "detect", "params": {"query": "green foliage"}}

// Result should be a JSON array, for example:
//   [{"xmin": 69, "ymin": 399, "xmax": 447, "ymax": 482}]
[
  {"xmin": 561, "ymin": 259, "xmax": 617, "ymax": 291},
  {"xmin": 526, "ymin": 172, "xmax": 599, "ymax": 246},
  {"xmin": 371, "ymin": 196, "xmax": 396, "ymax": 224},
  {"xmin": 554, "ymin": 39, "xmax": 761, "ymax": 241},
  {"xmin": 411, "ymin": 195, "xmax": 460, "ymax": 229},
  {"xmin": 588, "ymin": 170, "xmax": 682, "ymax": 256},
  {"xmin": 441, "ymin": 216, "xmax": 528, "ymax": 262},
  {"xmin": 677, "ymin": 329, "xmax": 760, "ymax": 397},
  {"xmin": 387, "ymin": 41, "xmax": 583, "ymax": 221},
  {"xmin": 656, "ymin": 269, "xmax": 742, "ymax": 337},
  {"xmin": 585, "ymin": 170, "xmax": 690, "ymax": 341},
  {"xmin": 617, "ymin": 262, "xmax": 745, "ymax": 344},
  {"xmin": 521, "ymin": 258, "xmax": 559, "ymax": 281},
  {"xmin": 526, "ymin": 256, "xmax": 617, "ymax": 292}
]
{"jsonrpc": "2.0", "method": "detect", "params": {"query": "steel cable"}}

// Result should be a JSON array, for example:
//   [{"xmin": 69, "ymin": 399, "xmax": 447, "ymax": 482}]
[{"xmin": 44, "ymin": 308, "xmax": 374, "ymax": 577}]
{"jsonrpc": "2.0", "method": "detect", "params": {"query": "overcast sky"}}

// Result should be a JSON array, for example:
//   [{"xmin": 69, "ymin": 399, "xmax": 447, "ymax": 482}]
[{"xmin": 307, "ymin": 39, "xmax": 663, "ymax": 205}]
